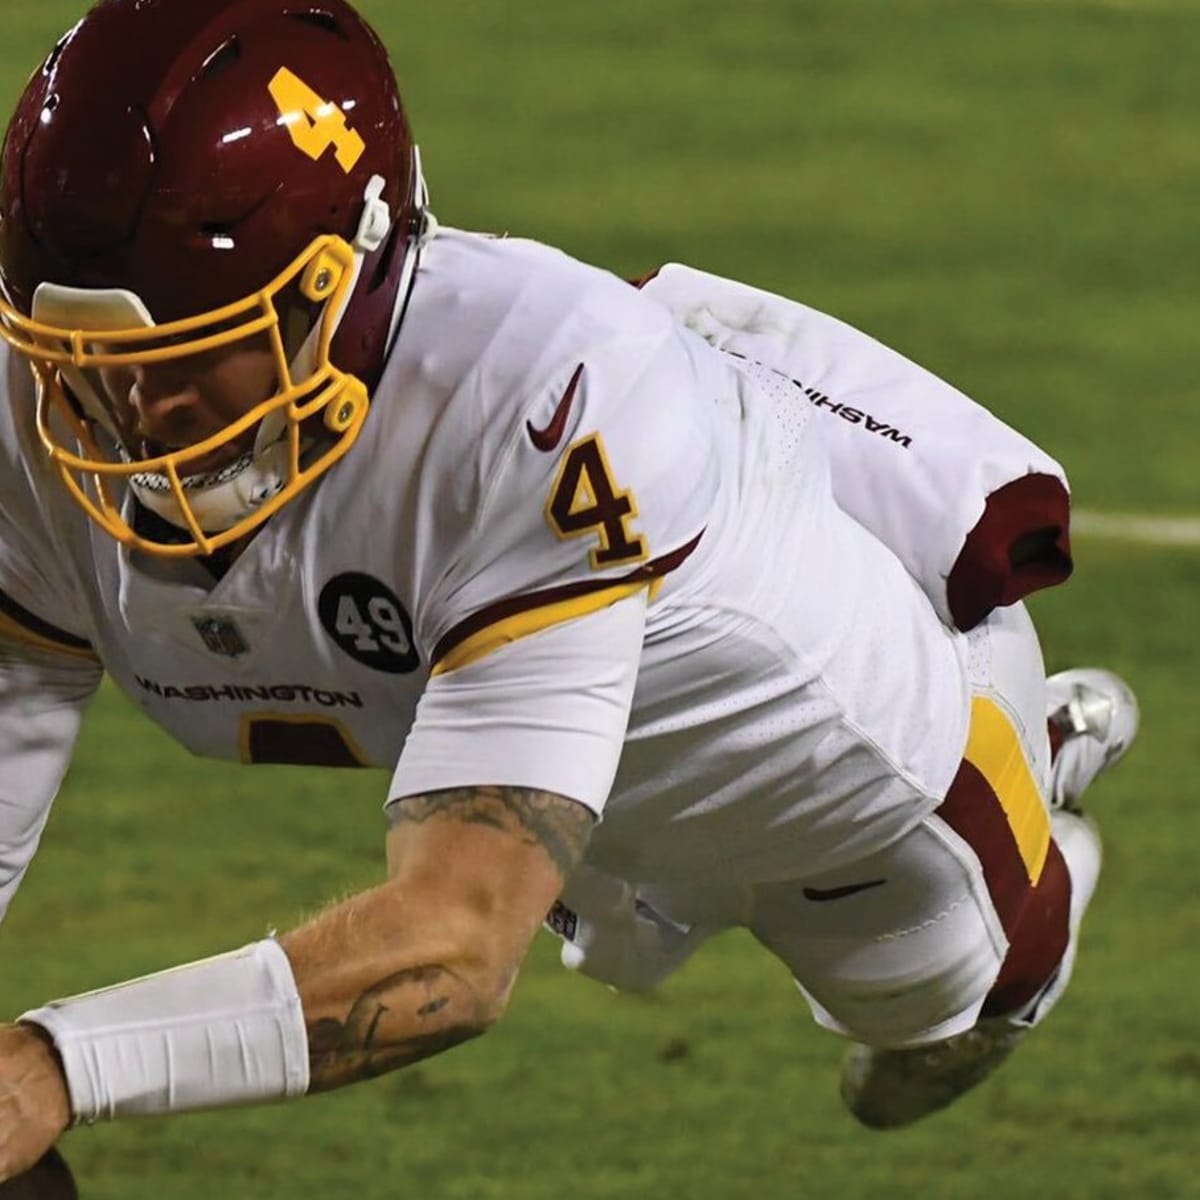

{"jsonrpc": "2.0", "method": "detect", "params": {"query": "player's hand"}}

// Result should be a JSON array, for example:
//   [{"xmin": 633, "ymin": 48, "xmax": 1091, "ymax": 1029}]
[{"xmin": 0, "ymin": 1024, "xmax": 71, "ymax": 1183}]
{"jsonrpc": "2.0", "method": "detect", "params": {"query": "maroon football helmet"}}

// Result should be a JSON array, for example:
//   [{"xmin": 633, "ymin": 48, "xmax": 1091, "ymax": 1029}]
[{"xmin": 0, "ymin": 0, "xmax": 427, "ymax": 555}]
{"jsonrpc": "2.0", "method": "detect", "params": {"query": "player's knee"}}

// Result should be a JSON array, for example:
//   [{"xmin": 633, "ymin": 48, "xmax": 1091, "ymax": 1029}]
[{"xmin": 796, "ymin": 926, "xmax": 1004, "ymax": 1051}]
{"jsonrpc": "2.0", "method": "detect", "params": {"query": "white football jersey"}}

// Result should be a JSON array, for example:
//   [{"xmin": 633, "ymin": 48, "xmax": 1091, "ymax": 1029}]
[{"xmin": 0, "ymin": 229, "xmax": 971, "ymax": 914}]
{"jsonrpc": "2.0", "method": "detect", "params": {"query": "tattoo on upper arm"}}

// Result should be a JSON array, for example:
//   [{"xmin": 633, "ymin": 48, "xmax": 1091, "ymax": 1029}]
[{"xmin": 389, "ymin": 785, "xmax": 595, "ymax": 878}]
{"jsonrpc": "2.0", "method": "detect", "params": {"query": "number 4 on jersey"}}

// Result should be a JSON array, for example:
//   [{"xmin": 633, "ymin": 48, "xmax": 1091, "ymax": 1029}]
[{"xmin": 546, "ymin": 434, "xmax": 647, "ymax": 568}]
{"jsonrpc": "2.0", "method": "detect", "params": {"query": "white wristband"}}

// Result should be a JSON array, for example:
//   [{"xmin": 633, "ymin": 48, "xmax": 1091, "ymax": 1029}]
[{"xmin": 20, "ymin": 938, "xmax": 310, "ymax": 1123}]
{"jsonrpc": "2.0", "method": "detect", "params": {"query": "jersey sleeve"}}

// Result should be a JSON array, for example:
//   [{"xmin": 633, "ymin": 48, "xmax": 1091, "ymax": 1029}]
[
  {"xmin": 0, "ymin": 345, "xmax": 98, "ymax": 656},
  {"xmin": 389, "ymin": 592, "xmax": 646, "ymax": 812},
  {"xmin": 389, "ymin": 312, "xmax": 717, "ymax": 815},
  {"xmin": 0, "ymin": 639, "xmax": 102, "ymax": 925},
  {"xmin": 640, "ymin": 264, "xmax": 1072, "ymax": 631},
  {"xmin": 0, "ymin": 347, "xmax": 102, "ymax": 924}
]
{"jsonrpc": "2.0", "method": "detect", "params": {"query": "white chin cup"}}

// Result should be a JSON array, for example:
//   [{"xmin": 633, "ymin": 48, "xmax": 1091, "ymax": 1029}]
[{"xmin": 130, "ymin": 411, "xmax": 293, "ymax": 535}]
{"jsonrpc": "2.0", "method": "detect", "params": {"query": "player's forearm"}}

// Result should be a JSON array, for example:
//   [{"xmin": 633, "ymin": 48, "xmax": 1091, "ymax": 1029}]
[
  {"xmin": 10, "ymin": 892, "xmax": 519, "ymax": 1137},
  {"xmin": 279, "ymin": 880, "xmax": 511, "ymax": 1093},
  {"xmin": 286, "ymin": 782, "xmax": 594, "ymax": 1091},
  {"xmin": 6, "ymin": 781, "xmax": 588, "ymax": 1167}
]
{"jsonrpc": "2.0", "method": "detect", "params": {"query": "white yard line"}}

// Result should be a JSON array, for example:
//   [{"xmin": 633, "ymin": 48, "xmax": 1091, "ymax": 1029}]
[
  {"xmin": 994, "ymin": 0, "xmax": 1192, "ymax": 11},
  {"xmin": 1072, "ymin": 509, "xmax": 1200, "ymax": 547}
]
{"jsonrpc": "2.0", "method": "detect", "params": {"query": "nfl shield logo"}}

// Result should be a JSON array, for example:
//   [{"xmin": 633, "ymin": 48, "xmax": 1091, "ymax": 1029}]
[{"xmin": 192, "ymin": 615, "xmax": 250, "ymax": 659}]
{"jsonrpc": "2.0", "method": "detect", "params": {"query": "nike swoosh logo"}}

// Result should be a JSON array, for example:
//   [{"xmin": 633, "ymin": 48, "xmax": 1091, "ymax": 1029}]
[
  {"xmin": 802, "ymin": 879, "xmax": 887, "ymax": 902},
  {"xmin": 527, "ymin": 363, "xmax": 584, "ymax": 452}
]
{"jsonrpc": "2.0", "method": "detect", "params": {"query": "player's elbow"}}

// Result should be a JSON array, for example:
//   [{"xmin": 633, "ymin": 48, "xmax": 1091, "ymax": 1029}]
[
  {"xmin": 421, "ymin": 884, "xmax": 543, "ymax": 1034},
  {"xmin": 443, "ymin": 929, "xmax": 524, "ymax": 1034},
  {"xmin": 383, "ymin": 896, "xmax": 523, "ymax": 1043}
]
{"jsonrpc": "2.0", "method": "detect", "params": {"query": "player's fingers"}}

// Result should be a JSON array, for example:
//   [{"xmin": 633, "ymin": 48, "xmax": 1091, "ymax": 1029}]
[{"xmin": 0, "ymin": 1147, "xmax": 78, "ymax": 1199}]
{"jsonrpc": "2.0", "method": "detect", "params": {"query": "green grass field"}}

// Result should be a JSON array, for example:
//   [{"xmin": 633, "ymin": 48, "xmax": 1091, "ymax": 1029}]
[{"xmin": 2, "ymin": 1, "xmax": 1198, "ymax": 1196}]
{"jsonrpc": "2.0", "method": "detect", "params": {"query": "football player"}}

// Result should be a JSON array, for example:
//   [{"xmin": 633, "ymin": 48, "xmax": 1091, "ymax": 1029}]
[{"xmin": 0, "ymin": 0, "xmax": 1137, "ymax": 1181}]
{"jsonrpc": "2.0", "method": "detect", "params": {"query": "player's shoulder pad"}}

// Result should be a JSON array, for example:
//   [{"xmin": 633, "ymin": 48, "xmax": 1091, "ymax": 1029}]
[{"xmin": 380, "ymin": 228, "xmax": 684, "ymax": 525}]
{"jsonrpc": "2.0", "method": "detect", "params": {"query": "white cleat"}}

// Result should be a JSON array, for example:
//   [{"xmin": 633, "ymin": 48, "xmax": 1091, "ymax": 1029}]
[{"xmin": 1046, "ymin": 668, "xmax": 1139, "ymax": 810}]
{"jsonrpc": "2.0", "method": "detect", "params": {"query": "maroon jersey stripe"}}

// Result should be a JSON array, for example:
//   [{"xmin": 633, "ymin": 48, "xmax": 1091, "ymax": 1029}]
[{"xmin": 431, "ymin": 529, "xmax": 704, "ymax": 667}]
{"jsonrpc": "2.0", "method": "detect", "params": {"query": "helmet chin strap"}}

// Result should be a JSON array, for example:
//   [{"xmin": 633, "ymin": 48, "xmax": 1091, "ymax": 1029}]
[{"xmin": 384, "ymin": 146, "xmax": 435, "ymax": 356}]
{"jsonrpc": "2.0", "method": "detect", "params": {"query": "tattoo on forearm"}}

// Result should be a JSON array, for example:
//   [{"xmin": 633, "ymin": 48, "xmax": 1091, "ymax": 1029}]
[
  {"xmin": 306, "ymin": 788, "xmax": 592, "ymax": 1090},
  {"xmin": 306, "ymin": 964, "xmax": 484, "ymax": 1092},
  {"xmin": 390, "ymin": 786, "xmax": 594, "ymax": 877}
]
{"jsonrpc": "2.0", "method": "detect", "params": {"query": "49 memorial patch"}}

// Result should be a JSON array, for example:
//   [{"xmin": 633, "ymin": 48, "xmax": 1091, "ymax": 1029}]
[{"xmin": 318, "ymin": 573, "xmax": 420, "ymax": 674}]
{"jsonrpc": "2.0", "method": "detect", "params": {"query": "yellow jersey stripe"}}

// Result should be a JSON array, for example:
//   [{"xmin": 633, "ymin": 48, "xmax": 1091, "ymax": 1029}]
[
  {"xmin": 429, "ymin": 530, "xmax": 704, "ymax": 674},
  {"xmin": 0, "ymin": 607, "xmax": 98, "ymax": 662},
  {"xmin": 432, "ymin": 579, "xmax": 647, "ymax": 676},
  {"xmin": 963, "ymin": 695, "xmax": 1051, "ymax": 882}
]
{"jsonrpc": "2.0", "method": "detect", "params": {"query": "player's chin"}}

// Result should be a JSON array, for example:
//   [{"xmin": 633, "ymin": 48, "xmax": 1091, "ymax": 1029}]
[{"xmin": 0, "ymin": 1148, "xmax": 78, "ymax": 1200}]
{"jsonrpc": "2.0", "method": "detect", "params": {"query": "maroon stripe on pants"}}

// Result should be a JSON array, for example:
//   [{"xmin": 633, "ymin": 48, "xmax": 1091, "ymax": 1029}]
[
  {"xmin": 937, "ymin": 759, "xmax": 1033, "ymax": 937},
  {"xmin": 937, "ymin": 759, "xmax": 1071, "ymax": 1017},
  {"xmin": 982, "ymin": 839, "xmax": 1070, "ymax": 1017}
]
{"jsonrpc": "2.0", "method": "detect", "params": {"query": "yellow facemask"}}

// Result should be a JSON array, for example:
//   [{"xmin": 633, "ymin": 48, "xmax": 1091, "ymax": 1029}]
[{"xmin": 0, "ymin": 233, "xmax": 370, "ymax": 557}]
